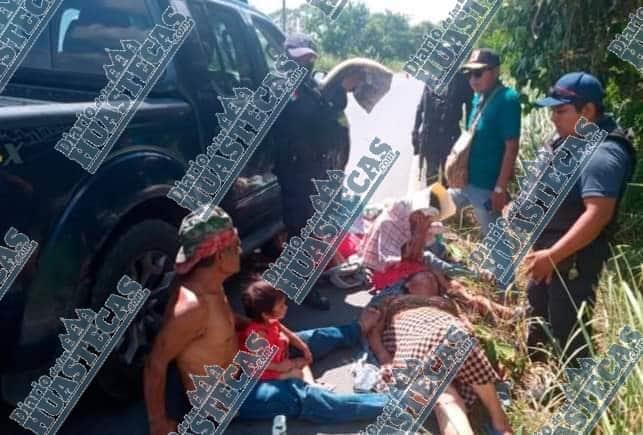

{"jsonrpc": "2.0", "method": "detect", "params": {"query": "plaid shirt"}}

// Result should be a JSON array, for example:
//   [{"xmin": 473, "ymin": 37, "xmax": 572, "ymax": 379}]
[
  {"xmin": 381, "ymin": 307, "xmax": 498, "ymax": 408},
  {"xmin": 361, "ymin": 199, "xmax": 413, "ymax": 272}
]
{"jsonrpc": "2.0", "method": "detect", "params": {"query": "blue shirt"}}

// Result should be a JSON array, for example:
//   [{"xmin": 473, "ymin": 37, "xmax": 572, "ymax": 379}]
[
  {"xmin": 467, "ymin": 85, "xmax": 522, "ymax": 190},
  {"xmin": 539, "ymin": 115, "xmax": 634, "ymax": 244}
]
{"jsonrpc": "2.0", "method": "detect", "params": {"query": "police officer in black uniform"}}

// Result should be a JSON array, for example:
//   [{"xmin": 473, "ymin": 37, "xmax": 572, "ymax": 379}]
[
  {"xmin": 412, "ymin": 70, "xmax": 473, "ymax": 185},
  {"xmin": 273, "ymin": 34, "xmax": 350, "ymax": 310},
  {"xmin": 524, "ymin": 72, "xmax": 636, "ymax": 362}
]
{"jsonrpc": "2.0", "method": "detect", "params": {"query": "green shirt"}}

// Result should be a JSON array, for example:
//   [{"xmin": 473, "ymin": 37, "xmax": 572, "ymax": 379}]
[{"xmin": 466, "ymin": 85, "xmax": 521, "ymax": 190}]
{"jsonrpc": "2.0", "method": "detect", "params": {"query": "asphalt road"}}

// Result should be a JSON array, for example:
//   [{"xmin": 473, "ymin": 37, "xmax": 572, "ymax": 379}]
[
  {"xmin": 1, "ymin": 282, "xmax": 432, "ymax": 435},
  {"xmin": 346, "ymin": 73, "xmax": 424, "ymax": 203},
  {"xmin": 0, "ymin": 73, "xmax": 427, "ymax": 435}
]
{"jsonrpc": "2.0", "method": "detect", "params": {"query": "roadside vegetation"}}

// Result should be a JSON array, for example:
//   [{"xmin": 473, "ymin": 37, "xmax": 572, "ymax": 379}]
[{"xmin": 273, "ymin": 1, "xmax": 642, "ymax": 432}]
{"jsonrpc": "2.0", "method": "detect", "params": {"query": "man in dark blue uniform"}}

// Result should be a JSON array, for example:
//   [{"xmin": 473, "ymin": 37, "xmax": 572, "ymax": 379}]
[
  {"xmin": 273, "ymin": 34, "xmax": 350, "ymax": 310},
  {"xmin": 524, "ymin": 72, "xmax": 636, "ymax": 362},
  {"xmin": 412, "ymin": 70, "xmax": 473, "ymax": 185}
]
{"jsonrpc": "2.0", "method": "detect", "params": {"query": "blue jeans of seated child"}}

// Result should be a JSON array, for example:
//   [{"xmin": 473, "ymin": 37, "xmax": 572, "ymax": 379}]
[{"xmin": 237, "ymin": 322, "xmax": 388, "ymax": 423}]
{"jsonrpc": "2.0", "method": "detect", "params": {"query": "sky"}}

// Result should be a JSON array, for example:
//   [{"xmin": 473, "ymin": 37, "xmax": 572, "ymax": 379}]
[{"xmin": 249, "ymin": 0, "xmax": 459, "ymax": 24}]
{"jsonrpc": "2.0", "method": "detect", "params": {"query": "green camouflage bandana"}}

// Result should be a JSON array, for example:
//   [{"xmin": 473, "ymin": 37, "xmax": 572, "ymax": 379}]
[{"xmin": 175, "ymin": 205, "xmax": 237, "ymax": 274}]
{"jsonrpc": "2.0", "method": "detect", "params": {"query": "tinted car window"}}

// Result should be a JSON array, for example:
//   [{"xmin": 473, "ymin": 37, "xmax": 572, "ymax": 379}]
[
  {"xmin": 52, "ymin": 0, "xmax": 154, "ymax": 75},
  {"xmin": 202, "ymin": 3, "xmax": 253, "ymax": 93},
  {"xmin": 21, "ymin": 27, "xmax": 52, "ymax": 69},
  {"xmin": 251, "ymin": 16, "xmax": 284, "ymax": 72}
]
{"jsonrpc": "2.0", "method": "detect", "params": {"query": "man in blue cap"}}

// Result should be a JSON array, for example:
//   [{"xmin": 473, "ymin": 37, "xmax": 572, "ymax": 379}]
[{"xmin": 524, "ymin": 72, "xmax": 636, "ymax": 362}]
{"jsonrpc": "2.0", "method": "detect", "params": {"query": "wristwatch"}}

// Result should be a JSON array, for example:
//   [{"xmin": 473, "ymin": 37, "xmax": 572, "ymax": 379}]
[{"xmin": 494, "ymin": 186, "xmax": 504, "ymax": 194}]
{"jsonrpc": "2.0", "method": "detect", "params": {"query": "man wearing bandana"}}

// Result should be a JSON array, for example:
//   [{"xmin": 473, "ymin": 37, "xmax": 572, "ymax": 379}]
[
  {"xmin": 144, "ymin": 206, "xmax": 246, "ymax": 435},
  {"xmin": 143, "ymin": 206, "xmax": 387, "ymax": 435}
]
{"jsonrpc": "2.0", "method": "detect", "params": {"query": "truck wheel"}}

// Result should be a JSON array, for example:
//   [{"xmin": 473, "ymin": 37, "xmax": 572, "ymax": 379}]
[{"xmin": 91, "ymin": 219, "xmax": 179, "ymax": 401}]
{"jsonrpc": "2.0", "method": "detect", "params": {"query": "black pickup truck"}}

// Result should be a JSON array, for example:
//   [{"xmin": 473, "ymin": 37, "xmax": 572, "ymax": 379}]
[{"xmin": 0, "ymin": 0, "xmax": 344, "ymax": 403}]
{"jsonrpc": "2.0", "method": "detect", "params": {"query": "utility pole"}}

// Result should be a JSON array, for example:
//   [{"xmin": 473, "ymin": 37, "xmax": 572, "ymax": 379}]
[{"xmin": 281, "ymin": 0, "xmax": 286, "ymax": 32}]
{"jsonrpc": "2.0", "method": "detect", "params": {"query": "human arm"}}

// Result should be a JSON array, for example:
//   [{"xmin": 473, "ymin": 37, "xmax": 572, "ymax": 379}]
[
  {"xmin": 412, "ymin": 87, "xmax": 429, "ymax": 154},
  {"xmin": 279, "ymin": 323, "xmax": 313, "ymax": 364},
  {"xmin": 492, "ymin": 91, "xmax": 522, "ymax": 211},
  {"xmin": 367, "ymin": 329, "xmax": 393, "ymax": 366},
  {"xmin": 526, "ymin": 197, "xmax": 616, "ymax": 283},
  {"xmin": 492, "ymin": 138, "xmax": 519, "ymax": 211},
  {"xmin": 366, "ymin": 302, "xmax": 393, "ymax": 366},
  {"xmin": 404, "ymin": 216, "xmax": 433, "ymax": 262},
  {"xmin": 143, "ymin": 295, "xmax": 208, "ymax": 435}
]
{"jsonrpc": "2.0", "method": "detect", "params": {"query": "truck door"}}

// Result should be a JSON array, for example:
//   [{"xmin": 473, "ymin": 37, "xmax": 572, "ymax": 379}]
[{"xmin": 190, "ymin": 1, "xmax": 282, "ymax": 233}]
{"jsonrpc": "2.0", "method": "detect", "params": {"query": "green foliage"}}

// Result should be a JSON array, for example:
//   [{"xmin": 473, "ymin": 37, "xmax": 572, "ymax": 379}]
[
  {"xmin": 478, "ymin": 0, "xmax": 643, "ymax": 147},
  {"xmin": 303, "ymin": 3, "xmax": 371, "ymax": 58},
  {"xmin": 272, "ymin": 3, "xmax": 437, "ymax": 69}
]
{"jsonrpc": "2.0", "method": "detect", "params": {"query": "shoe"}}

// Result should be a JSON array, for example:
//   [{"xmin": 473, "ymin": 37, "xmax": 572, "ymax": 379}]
[{"xmin": 303, "ymin": 289, "xmax": 330, "ymax": 310}]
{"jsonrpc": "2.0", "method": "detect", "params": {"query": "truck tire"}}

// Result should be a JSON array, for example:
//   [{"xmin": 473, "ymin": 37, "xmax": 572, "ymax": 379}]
[{"xmin": 91, "ymin": 219, "xmax": 179, "ymax": 401}]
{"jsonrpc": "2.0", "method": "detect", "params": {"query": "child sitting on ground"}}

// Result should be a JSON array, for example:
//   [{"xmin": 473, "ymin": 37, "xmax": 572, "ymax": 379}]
[{"xmin": 238, "ymin": 280, "xmax": 331, "ymax": 388}]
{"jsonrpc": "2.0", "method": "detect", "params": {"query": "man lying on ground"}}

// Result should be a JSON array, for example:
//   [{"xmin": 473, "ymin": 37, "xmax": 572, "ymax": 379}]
[{"xmin": 143, "ymin": 206, "xmax": 389, "ymax": 434}]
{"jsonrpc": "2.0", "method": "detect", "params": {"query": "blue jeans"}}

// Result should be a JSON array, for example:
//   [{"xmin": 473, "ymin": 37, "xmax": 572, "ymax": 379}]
[
  {"xmin": 449, "ymin": 184, "xmax": 500, "ymax": 236},
  {"xmin": 237, "ymin": 322, "xmax": 388, "ymax": 423}
]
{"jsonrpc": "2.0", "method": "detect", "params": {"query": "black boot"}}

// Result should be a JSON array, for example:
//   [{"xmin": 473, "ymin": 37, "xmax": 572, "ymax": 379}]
[{"xmin": 303, "ymin": 289, "xmax": 330, "ymax": 310}]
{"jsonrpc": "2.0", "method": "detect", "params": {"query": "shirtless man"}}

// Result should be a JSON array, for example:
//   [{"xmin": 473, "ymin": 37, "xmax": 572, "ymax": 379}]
[
  {"xmin": 143, "ymin": 207, "xmax": 244, "ymax": 434},
  {"xmin": 144, "ymin": 206, "xmax": 387, "ymax": 435}
]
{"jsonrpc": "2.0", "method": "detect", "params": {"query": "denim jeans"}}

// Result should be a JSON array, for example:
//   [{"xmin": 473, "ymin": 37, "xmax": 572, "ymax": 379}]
[
  {"xmin": 449, "ymin": 184, "xmax": 500, "ymax": 236},
  {"xmin": 237, "ymin": 322, "xmax": 389, "ymax": 423}
]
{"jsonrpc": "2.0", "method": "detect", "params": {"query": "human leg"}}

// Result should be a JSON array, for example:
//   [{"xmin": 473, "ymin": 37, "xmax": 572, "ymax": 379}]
[
  {"xmin": 294, "ymin": 322, "xmax": 363, "ymax": 361},
  {"xmin": 470, "ymin": 383, "xmax": 512, "ymax": 434},
  {"xmin": 547, "ymin": 268, "xmax": 601, "ymax": 362},
  {"xmin": 293, "ymin": 382, "xmax": 388, "ymax": 423},
  {"xmin": 447, "ymin": 187, "xmax": 471, "ymax": 211},
  {"xmin": 237, "ymin": 380, "xmax": 303, "ymax": 420},
  {"xmin": 463, "ymin": 185, "xmax": 499, "ymax": 236},
  {"xmin": 434, "ymin": 385, "xmax": 473, "ymax": 435},
  {"xmin": 527, "ymin": 278, "xmax": 550, "ymax": 361}
]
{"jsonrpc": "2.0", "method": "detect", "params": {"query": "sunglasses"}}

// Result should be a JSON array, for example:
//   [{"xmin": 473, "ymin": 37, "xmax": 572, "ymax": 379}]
[{"xmin": 465, "ymin": 67, "xmax": 491, "ymax": 79}]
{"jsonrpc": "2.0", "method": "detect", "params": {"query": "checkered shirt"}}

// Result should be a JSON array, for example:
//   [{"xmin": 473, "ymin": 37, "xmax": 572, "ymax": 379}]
[
  {"xmin": 361, "ymin": 199, "xmax": 413, "ymax": 272},
  {"xmin": 381, "ymin": 307, "xmax": 498, "ymax": 408}
]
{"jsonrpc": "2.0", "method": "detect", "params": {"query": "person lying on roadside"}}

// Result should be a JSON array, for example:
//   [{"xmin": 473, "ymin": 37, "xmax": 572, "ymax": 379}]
[
  {"xmin": 360, "ymin": 183, "xmax": 479, "ymax": 290},
  {"xmin": 367, "ymin": 296, "xmax": 513, "ymax": 435},
  {"xmin": 369, "ymin": 269, "xmax": 520, "ymax": 323}
]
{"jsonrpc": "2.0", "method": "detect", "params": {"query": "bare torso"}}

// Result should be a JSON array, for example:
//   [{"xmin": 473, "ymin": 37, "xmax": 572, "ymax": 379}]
[{"xmin": 174, "ymin": 286, "xmax": 239, "ymax": 391}]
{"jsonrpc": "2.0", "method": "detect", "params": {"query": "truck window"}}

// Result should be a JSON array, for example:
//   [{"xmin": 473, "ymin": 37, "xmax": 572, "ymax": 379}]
[
  {"xmin": 20, "ymin": 26, "xmax": 52, "ymax": 70},
  {"xmin": 52, "ymin": 0, "xmax": 154, "ymax": 75},
  {"xmin": 251, "ymin": 16, "xmax": 284, "ymax": 72},
  {"xmin": 202, "ymin": 3, "xmax": 253, "ymax": 93}
]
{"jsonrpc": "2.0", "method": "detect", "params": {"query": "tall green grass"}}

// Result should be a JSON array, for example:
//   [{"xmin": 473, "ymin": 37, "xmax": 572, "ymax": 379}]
[{"xmin": 454, "ymin": 86, "xmax": 642, "ymax": 433}]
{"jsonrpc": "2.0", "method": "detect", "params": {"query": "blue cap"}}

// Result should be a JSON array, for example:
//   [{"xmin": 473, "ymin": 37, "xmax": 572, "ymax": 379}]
[{"xmin": 536, "ymin": 72, "xmax": 605, "ymax": 107}]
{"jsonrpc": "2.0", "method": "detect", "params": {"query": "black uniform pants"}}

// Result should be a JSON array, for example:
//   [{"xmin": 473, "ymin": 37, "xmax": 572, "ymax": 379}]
[{"xmin": 527, "ymin": 235, "xmax": 610, "ymax": 362}]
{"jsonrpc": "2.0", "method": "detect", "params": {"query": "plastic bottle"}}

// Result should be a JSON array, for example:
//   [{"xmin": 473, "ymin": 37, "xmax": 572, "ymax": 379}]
[{"xmin": 272, "ymin": 415, "xmax": 287, "ymax": 435}]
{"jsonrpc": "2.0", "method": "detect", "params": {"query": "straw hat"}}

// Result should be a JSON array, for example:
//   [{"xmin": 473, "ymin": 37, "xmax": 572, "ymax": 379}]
[{"xmin": 410, "ymin": 182, "xmax": 456, "ymax": 221}]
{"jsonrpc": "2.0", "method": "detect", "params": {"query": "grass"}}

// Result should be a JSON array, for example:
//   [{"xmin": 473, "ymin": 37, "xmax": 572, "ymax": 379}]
[{"xmin": 442, "ymin": 94, "xmax": 643, "ymax": 434}]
